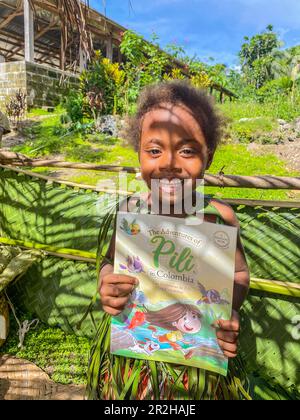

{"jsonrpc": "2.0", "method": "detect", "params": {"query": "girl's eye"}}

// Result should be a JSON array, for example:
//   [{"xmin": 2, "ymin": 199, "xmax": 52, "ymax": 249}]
[
  {"xmin": 180, "ymin": 148, "xmax": 196, "ymax": 156},
  {"xmin": 184, "ymin": 317, "xmax": 187, "ymax": 321},
  {"xmin": 193, "ymin": 315, "xmax": 196, "ymax": 319},
  {"xmin": 147, "ymin": 149, "xmax": 161, "ymax": 156}
]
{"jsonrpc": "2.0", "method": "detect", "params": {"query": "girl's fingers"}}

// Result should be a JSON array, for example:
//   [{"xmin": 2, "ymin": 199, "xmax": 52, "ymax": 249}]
[
  {"xmin": 101, "ymin": 295, "xmax": 129, "ymax": 309},
  {"xmin": 102, "ymin": 306, "xmax": 123, "ymax": 316},
  {"xmin": 103, "ymin": 274, "xmax": 138, "ymax": 286},
  {"xmin": 216, "ymin": 318, "xmax": 239, "ymax": 332},
  {"xmin": 216, "ymin": 330, "xmax": 239, "ymax": 343},
  {"xmin": 222, "ymin": 350, "xmax": 238, "ymax": 359},
  {"xmin": 218, "ymin": 339, "xmax": 238, "ymax": 354},
  {"xmin": 101, "ymin": 283, "xmax": 135, "ymax": 298}
]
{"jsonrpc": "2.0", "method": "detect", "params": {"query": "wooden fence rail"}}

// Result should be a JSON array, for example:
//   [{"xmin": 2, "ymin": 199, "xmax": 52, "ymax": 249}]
[{"xmin": 1, "ymin": 150, "xmax": 300, "ymax": 190}]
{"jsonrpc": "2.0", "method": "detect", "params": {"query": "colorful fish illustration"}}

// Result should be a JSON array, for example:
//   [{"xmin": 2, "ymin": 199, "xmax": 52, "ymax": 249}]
[
  {"xmin": 119, "ymin": 255, "xmax": 144, "ymax": 274},
  {"xmin": 120, "ymin": 218, "xmax": 141, "ymax": 236},
  {"xmin": 197, "ymin": 282, "xmax": 229, "ymax": 305},
  {"xmin": 127, "ymin": 311, "xmax": 146, "ymax": 330}
]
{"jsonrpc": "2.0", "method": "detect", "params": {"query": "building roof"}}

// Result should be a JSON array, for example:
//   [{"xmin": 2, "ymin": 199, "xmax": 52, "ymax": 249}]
[{"xmin": 0, "ymin": 0, "xmax": 126, "ymax": 69}]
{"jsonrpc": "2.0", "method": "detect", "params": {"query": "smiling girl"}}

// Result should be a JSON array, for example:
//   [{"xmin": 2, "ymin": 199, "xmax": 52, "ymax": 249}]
[{"xmin": 88, "ymin": 81, "xmax": 250, "ymax": 400}]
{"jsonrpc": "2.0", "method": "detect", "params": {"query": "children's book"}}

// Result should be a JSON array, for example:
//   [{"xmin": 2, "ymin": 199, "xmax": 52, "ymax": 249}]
[{"xmin": 111, "ymin": 211, "xmax": 237, "ymax": 376}]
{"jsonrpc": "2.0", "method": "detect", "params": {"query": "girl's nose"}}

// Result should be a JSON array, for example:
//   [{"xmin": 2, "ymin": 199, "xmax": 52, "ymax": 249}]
[{"xmin": 159, "ymin": 152, "xmax": 182, "ymax": 173}]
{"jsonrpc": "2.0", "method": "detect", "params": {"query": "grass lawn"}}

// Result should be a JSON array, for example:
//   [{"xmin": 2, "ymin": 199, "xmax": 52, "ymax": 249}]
[
  {"xmin": 12, "ymin": 108, "xmax": 300, "ymax": 201},
  {"xmin": 219, "ymin": 98, "xmax": 300, "ymax": 122}
]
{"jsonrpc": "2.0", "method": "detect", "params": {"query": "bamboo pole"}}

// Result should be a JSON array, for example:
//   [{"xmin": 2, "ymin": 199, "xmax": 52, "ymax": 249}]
[
  {"xmin": 250, "ymin": 278, "xmax": 300, "ymax": 298},
  {"xmin": 1, "ymin": 152, "xmax": 300, "ymax": 190},
  {"xmin": 0, "ymin": 164, "xmax": 131, "ymax": 195},
  {"xmin": 0, "ymin": 237, "xmax": 96, "ymax": 264}
]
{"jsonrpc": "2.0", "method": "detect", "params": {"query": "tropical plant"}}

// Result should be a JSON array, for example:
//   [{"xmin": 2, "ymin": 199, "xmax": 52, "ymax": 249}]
[
  {"xmin": 120, "ymin": 31, "xmax": 170, "ymax": 112},
  {"xmin": 163, "ymin": 68, "xmax": 186, "ymax": 81},
  {"xmin": 74, "ymin": 52, "xmax": 126, "ymax": 120},
  {"xmin": 239, "ymin": 25, "xmax": 282, "ymax": 88},
  {"xmin": 190, "ymin": 72, "xmax": 211, "ymax": 89},
  {"xmin": 63, "ymin": 91, "xmax": 85, "ymax": 123}
]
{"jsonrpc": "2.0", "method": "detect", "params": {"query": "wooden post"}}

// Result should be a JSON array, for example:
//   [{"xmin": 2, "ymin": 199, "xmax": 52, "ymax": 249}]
[
  {"xmin": 106, "ymin": 35, "xmax": 113, "ymax": 61},
  {"xmin": 24, "ymin": 0, "xmax": 34, "ymax": 62},
  {"xmin": 60, "ymin": 28, "xmax": 66, "ymax": 71},
  {"xmin": 0, "ymin": 55, "xmax": 5, "ymax": 63},
  {"xmin": 79, "ymin": 47, "xmax": 87, "ymax": 72}
]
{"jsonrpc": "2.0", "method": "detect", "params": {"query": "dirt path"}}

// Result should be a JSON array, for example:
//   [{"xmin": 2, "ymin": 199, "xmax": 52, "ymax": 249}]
[{"xmin": 0, "ymin": 355, "xmax": 85, "ymax": 400}]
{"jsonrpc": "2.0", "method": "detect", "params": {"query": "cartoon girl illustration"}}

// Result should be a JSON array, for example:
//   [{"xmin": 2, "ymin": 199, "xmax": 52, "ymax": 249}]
[{"xmin": 145, "ymin": 303, "xmax": 202, "ymax": 353}]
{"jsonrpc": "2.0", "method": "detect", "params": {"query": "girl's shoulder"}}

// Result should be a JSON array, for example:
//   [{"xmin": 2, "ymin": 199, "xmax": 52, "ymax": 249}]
[{"xmin": 207, "ymin": 198, "xmax": 240, "ymax": 228}]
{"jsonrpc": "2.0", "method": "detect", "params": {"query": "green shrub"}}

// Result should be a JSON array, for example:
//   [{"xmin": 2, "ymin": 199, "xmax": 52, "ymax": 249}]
[
  {"xmin": 80, "ymin": 52, "xmax": 125, "ymax": 118},
  {"xmin": 62, "ymin": 91, "xmax": 85, "ymax": 123}
]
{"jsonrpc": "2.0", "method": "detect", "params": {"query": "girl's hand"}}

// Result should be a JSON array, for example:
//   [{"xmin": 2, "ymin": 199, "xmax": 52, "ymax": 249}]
[
  {"xmin": 99, "ymin": 264, "xmax": 139, "ymax": 316},
  {"xmin": 214, "ymin": 309, "xmax": 240, "ymax": 358}
]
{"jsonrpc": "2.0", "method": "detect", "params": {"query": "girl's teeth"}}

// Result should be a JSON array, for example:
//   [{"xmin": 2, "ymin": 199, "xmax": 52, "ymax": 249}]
[
  {"xmin": 158, "ymin": 179, "xmax": 183, "ymax": 193},
  {"xmin": 160, "ymin": 179, "xmax": 182, "ymax": 185}
]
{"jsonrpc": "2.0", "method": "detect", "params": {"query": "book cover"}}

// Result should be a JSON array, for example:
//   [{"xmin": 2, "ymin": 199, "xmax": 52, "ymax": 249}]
[{"xmin": 111, "ymin": 211, "xmax": 237, "ymax": 376}]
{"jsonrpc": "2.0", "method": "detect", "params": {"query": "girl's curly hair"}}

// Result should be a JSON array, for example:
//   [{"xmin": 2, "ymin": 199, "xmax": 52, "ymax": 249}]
[{"xmin": 124, "ymin": 80, "xmax": 226, "ymax": 154}]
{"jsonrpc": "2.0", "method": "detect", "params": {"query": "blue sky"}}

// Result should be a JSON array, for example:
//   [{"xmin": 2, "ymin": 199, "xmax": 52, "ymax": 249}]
[{"xmin": 90, "ymin": 0, "xmax": 300, "ymax": 67}]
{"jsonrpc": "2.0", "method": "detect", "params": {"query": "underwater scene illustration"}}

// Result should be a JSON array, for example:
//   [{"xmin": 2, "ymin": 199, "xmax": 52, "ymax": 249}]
[
  {"xmin": 111, "ymin": 284, "xmax": 229, "ymax": 375},
  {"xmin": 111, "ymin": 212, "xmax": 237, "ymax": 376}
]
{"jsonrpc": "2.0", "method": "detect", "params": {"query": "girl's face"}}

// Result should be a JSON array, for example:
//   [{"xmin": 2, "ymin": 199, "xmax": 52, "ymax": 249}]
[
  {"xmin": 139, "ymin": 103, "xmax": 213, "ymax": 207},
  {"xmin": 173, "ymin": 310, "xmax": 201, "ymax": 334}
]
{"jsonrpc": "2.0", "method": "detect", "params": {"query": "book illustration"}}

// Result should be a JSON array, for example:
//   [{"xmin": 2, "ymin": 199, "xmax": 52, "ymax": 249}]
[
  {"xmin": 112, "ymin": 212, "xmax": 237, "ymax": 376},
  {"xmin": 128, "ymin": 288, "xmax": 147, "ymax": 308},
  {"xmin": 111, "ymin": 325, "xmax": 159, "ymax": 356},
  {"xmin": 112, "ymin": 289, "xmax": 227, "ymax": 364},
  {"xmin": 120, "ymin": 218, "xmax": 141, "ymax": 236},
  {"xmin": 196, "ymin": 282, "xmax": 230, "ymax": 305},
  {"xmin": 119, "ymin": 255, "xmax": 144, "ymax": 273}
]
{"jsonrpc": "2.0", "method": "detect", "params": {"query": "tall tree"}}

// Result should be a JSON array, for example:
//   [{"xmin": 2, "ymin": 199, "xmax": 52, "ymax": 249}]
[{"xmin": 239, "ymin": 25, "xmax": 281, "ymax": 88}]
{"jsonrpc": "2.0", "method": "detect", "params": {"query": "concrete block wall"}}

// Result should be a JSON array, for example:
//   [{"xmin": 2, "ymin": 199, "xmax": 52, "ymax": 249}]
[
  {"xmin": 0, "ymin": 62, "xmax": 27, "ymax": 109},
  {"xmin": 0, "ymin": 61, "xmax": 79, "ymax": 110}
]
